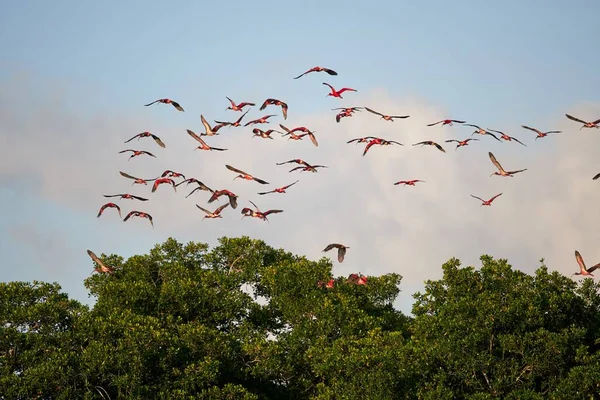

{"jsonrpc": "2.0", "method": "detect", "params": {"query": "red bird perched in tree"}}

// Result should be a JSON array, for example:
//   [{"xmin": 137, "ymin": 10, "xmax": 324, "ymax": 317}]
[
  {"xmin": 244, "ymin": 115, "xmax": 276, "ymax": 127},
  {"xmin": 294, "ymin": 66, "xmax": 338, "ymax": 79},
  {"xmin": 260, "ymin": 98, "xmax": 288, "ymax": 120},
  {"xmin": 257, "ymin": 180, "xmax": 299, "ymax": 195},
  {"xmin": 124, "ymin": 132, "xmax": 166, "ymax": 148},
  {"xmin": 208, "ymin": 189, "xmax": 239, "ymax": 209},
  {"xmin": 240, "ymin": 200, "xmax": 283, "ymax": 222},
  {"xmin": 394, "ymin": 180, "xmax": 424, "ymax": 186},
  {"xmin": 427, "ymin": 119, "xmax": 466, "ymax": 127},
  {"xmin": 119, "ymin": 171, "xmax": 157, "ymax": 186},
  {"xmin": 103, "ymin": 193, "xmax": 148, "ymax": 201},
  {"xmin": 445, "ymin": 138, "xmax": 479, "ymax": 150},
  {"xmin": 97, "ymin": 202, "xmax": 122, "ymax": 218},
  {"xmin": 152, "ymin": 177, "xmax": 177, "ymax": 193},
  {"xmin": 318, "ymin": 278, "xmax": 335, "ymax": 289},
  {"xmin": 322, "ymin": 82, "xmax": 357, "ymax": 98},
  {"xmin": 123, "ymin": 211, "xmax": 154, "ymax": 227},
  {"xmin": 347, "ymin": 273, "xmax": 368, "ymax": 285},
  {"xmin": 225, "ymin": 96, "xmax": 255, "ymax": 112},
  {"xmin": 470, "ymin": 193, "xmax": 503, "ymax": 206},
  {"xmin": 144, "ymin": 98, "xmax": 184, "ymax": 112},
  {"xmin": 118, "ymin": 149, "xmax": 156, "ymax": 161}
]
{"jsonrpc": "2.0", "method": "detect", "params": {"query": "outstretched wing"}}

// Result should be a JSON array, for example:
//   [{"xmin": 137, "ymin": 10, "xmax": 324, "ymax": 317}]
[
  {"xmin": 575, "ymin": 250, "xmax": 587, "ymax": 273},
  {"xmin": 565, "ymin": 114, "xmax": 587, "ymax": 124},
  {"xmin": 226, "ymin": 164, "xmax": 248, "ymax": 175},
  {"xmin": 364, "ymin": 107, "xmax": 384, "ymax": 117},
  {"xmin": 187, "ymin": 129, "xmax": 207, "ymax": 146},
  {"xmin": 337, "ymin": 247, "xmax": 346, "ymax": 263},
  {"xmin": 151, "ymin": 134, "xmax": 166, "ymax": 148},
  {"xmin": 489, "ymin": 193, "xmax": 503, "ymax": 202},
  {"xmin": 214, "ymin": 203, "xmax": 230, "ymax": 214},
  {"xmin": 470, "ymin": 195, "xmax": 485, "ymax": 202},
  {"xmin": 196, "ymin": 204, "xmax": 211, "ymax": 214},
  {"xmin": 488, "ymin": 152, "xmax": 504, "ymax": 171}
]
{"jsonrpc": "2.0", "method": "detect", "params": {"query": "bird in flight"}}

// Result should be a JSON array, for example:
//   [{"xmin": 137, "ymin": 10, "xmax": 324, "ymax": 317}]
[
  {"xmin": 565, "ymin": 114, "xmax": 600, "ymax": 130},
  {"xmin": 413, "ymin": 141, "xmax": 446, "ymax": 153},
  {"xmin": 144, "ymin": 98, "xmax": 184, "ymax": 112},
  {"xmin": 488, "ymin": 152, "xmax": 527, "ymax": 177},
  {"xmin": 322, "ymin": 82, "xmax": 357, "ymax": 98},
  {"xmin": 257, "ymin": 180, "xmax": 299, "ymax": 195},
  {"xmin": 427, "ymin": 119, "xmax": 466, "ymax": 127},
  {"xmin": 186, "ymin": 129, "xmax": 227, "ymax": 151},
  {"xmin": 225, "ymin": 164, "xmax": 269, "ymax": 185},
  {"xmin": 225, "ymin": 97, "xmax": 255, "ymax": 112},
  {"xmin": 124, "ymin": 132, "xmax": 166, "ymax": 148},
  {"xmin": 486, "ymin": 129, "xmax": 526, "ymax": 146},
  {"xmin": 294, "ymin": 66, "xmax": 338, "ymax": 79},
  {"xmin": 521, "ymin": 125, "xmax": 561, "ymax": 140},
  {"xmin": 87, "ymin": 250, "xmax": 116, "ymax": 274},
  {"xmin": 464, "ymin": 124, "xmax": 501, "ymax": 142},
  {"xmin": 364, "ymin": 107, "xmax": 410, "ymax": 121},
  {"xmin": 240, "ymin": 201, "xmax": 283, "ymax": 222},
  {"xmin": 103, "ymin": 193, "xmax": 148, "ymax": 201},
  {"xmin": 97, "ymin": 203, "xmax": 122, "ymax": 218},
  {"xmin": 445, "ymin": 138, "xmax": 479, "ymax": 150},
  {"xmin": 470, "ymin": 193, "xmax": 503, "ymax": 206},
  {"xmin": 123, "ymin": 211, "xmax": 154, "ymax": 227},
  {"xmin": 196, "ymin": 203, "xmax": 229, "ymax": 220},
  {"xmin": 394, "ymin": 180, "xmax": 424, "ymax": 186},
  {"xmin": 322, "ymin": 243, "xmax": 349, "ymax": 263},
  {"xmin": 118, "ymin": 149, "xmax": 156, "ymax": 161},
  {"xmin": 260, "ymin": 98, "xmax": 288, "ymax": 120},
  {"xmin": 573, "ymin": 250, "xmax": 600, "ymax": 277}
]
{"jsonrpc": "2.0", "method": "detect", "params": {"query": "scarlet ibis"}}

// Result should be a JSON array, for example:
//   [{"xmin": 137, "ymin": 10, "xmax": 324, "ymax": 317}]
[
  {"xmin": 394, "ymin": 180, "xmax": 424, "ymax": 186},
  {"xmin": 413, "ymin": 141, "xmax": 446, "ymax": 153},
  {"xmin": 103, "ymin": 194, "xmax": 148, "ymax": 201},
  {"xmin": 186, "ymin": 182, "xmax": 214, "ymax": 198},
  {"xmin": 260, "ymin": 98, "xmax": 288, "ymax": 120},
  {"xmin": 252, "ymin": 128, "xmax": 281, "ymax": 139},
  {"xmin": 97, "ymin": 202, "xmax": 122, "ymax": 218},
  {"xmin": 294, "ymin": 66, "xmax": 338, "ymax": 79},
  {"xmin": 445, "ymin": 138, "xmax": 479, "ymax": 150},
  {"xmin": 362, "ymin": 138, "xmax": 403, "ymax": 156},
  {"xmin": 470, "ymin": 193, "xmax": 503, "ymax": 206},
  {"xmin": 198, "ymin": 115, "xmax": 220, "ymax": 136},
  {"xmin": 225, "ymin": 165, "xmax": 269, "ymax": 185},
  {"xmin": 119, "ymin": 171, "xmax": 157, "ymax": 186},
  {"xmin": 332, "ymin": 107, "xmax": 363, "ymax": 113},
  {"xmin": 208, "ymin": 189, "xmax": 239, "ymax": 209},
  {"xmin": 521, "ymin": 125, "xmax": 561, "ymax": 140},
  {"xmin": 118, "ymin": 149, "xmax": 156, "ymax": 161},
  {"xmin": 244, "ymin": 115, "xmax": 276, "ymax": 127},
  {"xmin": 573, "ymin": 250, "xmax": 600, "ymax": 277},
  {"xmin": 347, "ymin": 136, "xmax": 378, "ymax": 144},
  {"xmin": 276, "ymin": 159, "xmax": 309, "ymax": 167},
  {"xmin": 144, "ymin": 98, "xmax": 184, "ymax": 112},
  {"xmin": 87, "ymin": 250, "xmax": 116, "ymax": 274},
  {"xmin": 258, "ymin": 180, "xmax": 299, "ymax": 195},
  {"xmin": 322, "ymin": 82, "xmax": 357, "ymax": 98},
  {"xmin": 289, "ymin": 163, "xmax": 327, "ymax": 173},
  {"xmin": 196, "ymin": 203, "xmax": 229, "ymax": 220},
  {"xmin": 123, "ymin": 211, "xmax": 154, "ymax": 227},
  {"xmin": 160, "ymin": 170, "xmax": 186, "ymax": 180},
  {"xmin": 240, "ymin": 200, "xmax": 283, "ymax": 222},
  {"xmin": 186, "ymin": 129, "xmax": 228, "ymax": 151},
  {"xmin": 176, "ymin": 178, "xmax": 207, "ymax": 188},
  {"xmin": 318, "ymin": 278, "xmax": 335, "ymax": 289},
  {"xmin": 335, "ymin": 111, "xmax": 352, "ymax": 123},
  {"xmin": 214, "ymin": 110, "xmax": 250, "ymax": 128},
  {"xmin": 565, "ymin": 114, "xmax": 600, "ymax": 130},
  {"xmin": 488, "ymin": 152, "xmax": 527, "ymax": 177},
  {"xmin": 124, "ymin": 132, "xmax": 166, "ymax": 148},
  {"xmin": 464, "ymin": 124, "xmax": 501, "ymax": 142},
  {"xmin": 427, "ymin": 119, "xmax": 466, "ymax": 127},
  {"xmin": 323, "ymin": 243, "xmax": 349, "ymax": 263},
  {"xmin": 487, "ymin": 129, "xmax": 527, "ymax": 146},
  {"xmin": 279, "ymin": 124, "xmax": 318, "ymax": 147},
  {"xmin": 152, "ymin": 177, "xmax": 177, "ymax": 193},
  {"xmin": 364, "ymin": 107, "xmax": 410, "ymax": 121},
  {"xmin": 347, "ymin": 273, "xmax": 368, "ymax": 285},
  {"xmin": 226, "ymin": 97, "xmax": 255, "ymax": 112}
]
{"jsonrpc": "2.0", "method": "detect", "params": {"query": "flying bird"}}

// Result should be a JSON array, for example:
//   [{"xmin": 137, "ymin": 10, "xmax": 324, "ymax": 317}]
[
  {"xmin": 565, "ymin": 114, "xmax": 600, "ymax": 130},
  {"xmin": 198, "ymin": 114, "xmax": 221, "ymax": 136},
  {"xmin": 333, "ymin": 107, "xmax": 363, "ymax": 123},
  {"xmin": 225, "ymin": 165, "xmax": 269, "ymax": 184},
  {"xmin": 240, "ymin": 200, "xmax": 283, "ymax": 222},
  {"xmin": 151, "ymin": 177, "xmax": 177, "ymax": 193},
  {"xmin": 347, "ymin": 136, "xmax": 378, "ymax": 144},
  {"xmin": 186, "ymin": 129, "xmax": 227, "ymax": 151},
  {"xmin": 214, "ymin": 110, "xmax": 250, "ymax": 128},
  {"xmin": 196, "ymin": 203, "xmax": 229, "ymax": 220},
  {"xmin": 364, "ymin": 107, "xmax": 410, "ymax": 121},
  {"xmin": 161, "ymin": 170, "xmax": 186, "ymax": 180},
  {"xmin": 276, "ymin": 159, "xmax": 310, "ymax": 167},
  {"xmin": 185, "ymin": 181, "xmax": 214, "ymax": 198},
  {"xmin": 252, "ymin": 128, "xmax": 282, "ymax": 139},
  {"xmin": 573, "ymin": 250, "xmax": 600, "ymax": 277},
  {"xmin": 288, "ymin": 162, "xmax": 327, "ymax": 173},
  {"xmin": 118, "ymin": 149, "xmax": 156, "ymax": 161},
  {"xmin": 279, "ymin": 124, "xmax": 318, "ymax": 147},
  {"xmin": 470, "ymin": 193, "xmax": 503, "ymax": 206},
  {"xmin": 293, "ymin": 66, "xmax": 338, "ymax": 79},
  {"xmin": 87, "ymin": 250, "xmax": 116, "ymax": 274},
  {"xmin": 244, "ymin": 115, "xmax": 276, "ymax": 127},
  {"xmin": 322, "ymin": 82, "xmax": 357, "ymax": 98},
  {"xmin": 427, "ymin": 119, "xmax": 466, "ymax": 127},
  {"xmin": 521, "ymin": 125, "xmax": 562, "ymax": 140},
  {"xmin": 394, "ymin": 180, "xmax": 424, "ymax": 186},
  {"xmin": 260, "ymin": 98, "xmax": 288, "ymax": 120},
  {"xmin": 362, "ymin": 138, "xmax": 403, "ymax": 156},
  {"xmin": 123, "ymin": 211, "xmax": 154, "ymax": 227},
  {"xmin": 413, "ymin": 141, "xmax": 446, "ymax": 153},
  {"xmin": 119, "ymin": 171, "xmax": 157, "ymax": 186},
  {"xmin": 97, "ymin": 202, "xmax": 122, "ymax": 218},
  {"xmin": 445, "ymin": 138, "xmax": 479, "ymax": 150},
  {"xmin": 208, "ymin": 189, "xmax": 239, "ymax": 209},
  {"xmin": 322, "ymin": 243, "xmax": 349, "ymax": 263},
  {"xmin": 486, "ymin": 129, "xmax": 527, "ymax": 146},
  {"xmin": 488, "ymin": 152, "xmax": 527, "ymax": 177},
  {"xmin": 103, "ymin": 194, "xmax": 148, "ymax": 201},
  {"xmin": 464, "ymin": 124, "xmax": 501, "ymax": 142},
  {"xmin": 226, "ymin": 97, "xmax": 255, "ymax": 112},
  {"xmin": 258, "ymin": 180, "xmax": 299, "ymax": 195},
  {"xmin": 124, "ymin": 132, "xmax": 166, "ymax": 148},
  {"xmin": 176, "ymin": 177, "xmax": 206, "ymax": 188},
  {"xmin": 144, "ymin": 98, "xmax": 184, "ymax": 112}
]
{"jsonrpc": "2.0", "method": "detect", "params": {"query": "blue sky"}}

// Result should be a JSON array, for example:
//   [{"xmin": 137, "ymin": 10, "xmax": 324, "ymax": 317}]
[{"xmin": 1, "ymin": 1, "xmax": 599, "ymax": 313}]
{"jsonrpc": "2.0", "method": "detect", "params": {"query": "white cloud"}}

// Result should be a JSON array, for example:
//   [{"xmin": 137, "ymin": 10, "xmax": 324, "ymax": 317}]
[{"xmin": 1, "ymin": 77, "xmax": 599, "ymax": 314}]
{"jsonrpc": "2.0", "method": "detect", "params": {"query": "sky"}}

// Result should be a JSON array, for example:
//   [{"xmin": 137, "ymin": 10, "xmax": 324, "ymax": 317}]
[{"xmin": 1, "ymin": 1, "xmax": 599, "ymax": 315}]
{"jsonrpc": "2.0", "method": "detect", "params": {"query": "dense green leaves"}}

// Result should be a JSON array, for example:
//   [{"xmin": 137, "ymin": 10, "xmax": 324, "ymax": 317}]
[{"xmin": 1, "ymin": 238, "xmax": 599, "ymax": 399}]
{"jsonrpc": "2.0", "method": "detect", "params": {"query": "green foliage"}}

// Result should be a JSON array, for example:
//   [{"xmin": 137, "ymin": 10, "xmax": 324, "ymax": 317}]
[{"xmin": 1, "ymin": 238, "xmax": 599, "ymax": 399}]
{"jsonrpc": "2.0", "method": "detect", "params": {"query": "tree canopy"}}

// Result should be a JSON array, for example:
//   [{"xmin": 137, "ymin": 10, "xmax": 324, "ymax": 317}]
[{"xmin": 1, "ymin": 237, "xmax": 599, "ymax": 399}]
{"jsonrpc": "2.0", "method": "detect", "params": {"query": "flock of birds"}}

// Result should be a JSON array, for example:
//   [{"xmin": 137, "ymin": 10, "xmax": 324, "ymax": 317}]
[{"xmin": 86, "ymin": 65, "xmax": 600, "ymax": 282}]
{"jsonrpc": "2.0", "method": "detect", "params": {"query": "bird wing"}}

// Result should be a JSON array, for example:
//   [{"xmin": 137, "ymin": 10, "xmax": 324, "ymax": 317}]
[
  {"xmin": 249, "ymin": 200, "xmax": 261, "ymax": 212},
  {"xmin": 464, "ymin": 124, "xmax": 481, "ymax": 129},
  {"xmin": 151, "ymin": 135, "xmax": 166, "ymax": 148},
  {"xmin": 445, "ymin": 140, "xmax": 459, "ymax": 143},
  {"xmin": 363, "ymin": 141, "xmax": 377, "ymax": 156},
  {"xmin": 214, "ymin": 203, "xmax": 230, "ymax": 214},
  {"xmin": 87, "ymin": 250, "xmax": 107, "ymax": 268},
  {"xmin": 413, "ymin": 141, "xmax": 426, "ymax": 146},
  {"xmin": 235, "ymin": 110, "xmax": 249, "ymax": 124},
  {"xmin": 489, "ymin": 193, "xmax": 503, "ymax": 202},
  {"xmin": 196, "ymin": 204, "xmax": 211, "ymax": 214},
  {"xmin": 565, "ymin": 114, "xmax": 587, "ymax": 124},
  {"xmin": 338, "ymin": 247, "xmax": 346, "ymax": 263},
  {"xmin": 546, "ymin": 130, "xmax": 562, "ymax": 134},
  {"xmin": 452, "ymin": 120, "xmax": 466, "ymax": 123},
  {"xmin": 264, "ymin": 209, "xmax": 283, "ymax": 216},
  {"xmin": 279, "ymin": 124, "xmax": 291, "ymax": 133},
  {"xmin": 486, "ymin": 131, "xmax": 502, "ymax": 142},
  {"xmin": 283, "ymin": 180, "xmax": 299, "ymax": 189},
  {"xmin": 143, "ymin": 100, "xmax": 160, "ymax": 106},
  {"xmin": 510, "ymin": 136, "xmax": 527, "ymax": 146},
  {"xmin": 587, "ymin": 262, "xmax": 600, "ymax": 273},
  {"xmin": 322, "ymin": 82, "xmax": 335, "ymax": 91},
  {"xmin": 364, "ymin": 107, "xmax": 384, "ymax": 117},
  {"xmin": 575, "ymin": 250, "xmax": 587, "ymax": 272},
  {"xmin": 391, "ymin": 115, "xmax": 410, "ymax": 119},
  {"xmin": 123, "ymin": 211, "xmax": 135, "ymax": 221},
  {"xmin": 118, "ymin": 149, "xmax": 134, "ymax": 154},
  {"xmin": 119, "ymin": 171, "xmax": 138, "ymax": 180},
  {"xmin": 487, "ymin": 129, "xmax": 503, "ymax": 134},
  {"xmin": 142, "ymin": 151, "xmax": 156, "ymax": 157},
  {"xmin": 521, "ymin": 125, "xmax": 539, "ymax": 133},
  {"xmin": 226, "ymin": 96, "xmax": 236, "ymax": 106},
  {"xmin": 187, "ymin": 129, "xmax": 207, "ymax": 146},
  {"xmin": 323, "ymin": 243, "xmax": 338, "ymax": 252},
  {"xmin": 308, "ymin": 132, "xmax": 319, "ymax": 147},
  {"xmin": 171, "ymin": 101, "xmax": 184, "ymax": 111},
  {"xmin": 225, "ymin": 164, "xmax": 248, "ymax": 175},
  {"xmin": 507, "ymin": 169, "xmax": 527, "ymax": 175},
  {"xmin": 324, "ymin": 68, "xmax": 338, "ymax": 75},
  {"xmin": 293, "ymin": 70, "xmax": 310, "ymax": 79},
  {"xmin": 201, "ymin": 114, "xmax": 212, "ymax": 132},
  {"xmin": 434, "ymin": 143, "xmax": 446, "ymax": 152},
  {"xmin": 124, "ymin": 133, "xmax": 141, "ymax": 143},
  {"xmin": 253, "ymin": 177, "xmax": 269, "ymax": 185},
  {"xmin": 259, "ymin": 99, "xmax": 270, "ymax": 111},
  {"xmin": 488, "ymin": 152, "xmax": 504, "ymax": 172},
  {"xmin": 281, "ymin": 103, "xmax": 288, "ymax": 119},
  {"xmin": 470, "ymin": 195, "xmax": 485, "ymax": 202},
  {"xmin": 131, "ymin": 195, "xmax": 149, "ymax": 201},
  {"xmin": 427, "ymin": 121, "xmax": 443, "ymax": 126}
]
